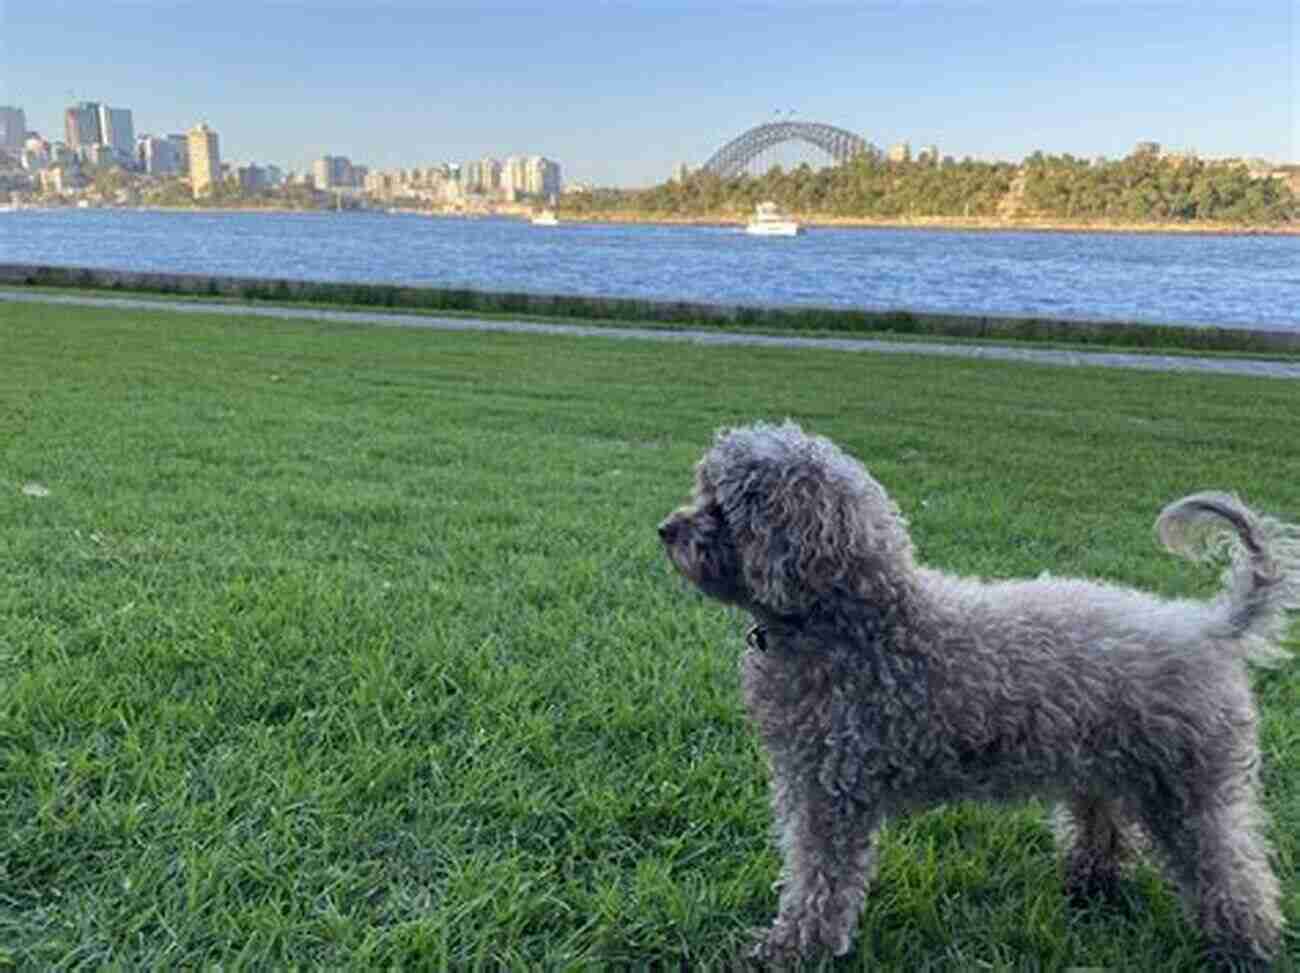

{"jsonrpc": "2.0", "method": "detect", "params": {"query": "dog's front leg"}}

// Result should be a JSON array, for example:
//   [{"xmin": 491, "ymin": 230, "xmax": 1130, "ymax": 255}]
[{"xmin": 753, "ymin": 779, "xmax": 882, "ymax": 962}]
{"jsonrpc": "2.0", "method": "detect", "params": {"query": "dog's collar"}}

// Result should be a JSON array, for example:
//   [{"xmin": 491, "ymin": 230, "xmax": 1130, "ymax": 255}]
[{"xmin": 746, "ymin": 610, "xmax": 812, "ymax": 651}]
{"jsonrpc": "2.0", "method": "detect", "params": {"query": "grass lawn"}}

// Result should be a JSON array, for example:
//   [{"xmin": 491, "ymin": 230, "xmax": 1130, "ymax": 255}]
[{"xmin": 2, "ymin": 299, "xmax": 1297, "ymax": 970}]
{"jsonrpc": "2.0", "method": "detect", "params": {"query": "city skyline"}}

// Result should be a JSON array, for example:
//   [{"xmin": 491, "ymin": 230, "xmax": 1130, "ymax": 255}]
[{"xmin": 2, "ymin": 2, "xmax": 1296, "ymax": 187}]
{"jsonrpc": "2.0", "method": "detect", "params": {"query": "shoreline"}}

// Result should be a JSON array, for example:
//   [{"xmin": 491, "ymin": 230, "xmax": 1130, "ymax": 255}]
[
  {"xmin": 4, "ymin": 262, "xmax": 1298, "ymax": 356},
  {"xmin": 6, "ymin": 289, "xmax": 1300, "ymax": 381},
  {"xmin": 560, "ymin": 209, "xmax": 1300, "ymax": 237},
  {"xmin": 9, "ymin": 203, "xmax": 1298, "ymax": 236}
]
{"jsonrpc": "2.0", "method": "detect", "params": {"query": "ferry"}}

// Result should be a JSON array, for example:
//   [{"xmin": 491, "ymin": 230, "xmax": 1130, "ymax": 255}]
[
  {"xmin": 531, "ymin": 209, "xmax": 560, "ymax": 226},
  {"xmin": 745, "ymin": 200, "xmax": 800, "ymax": 236}
]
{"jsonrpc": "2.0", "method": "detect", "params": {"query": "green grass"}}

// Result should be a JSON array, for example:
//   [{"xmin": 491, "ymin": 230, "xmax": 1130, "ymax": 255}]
[{"xmin": 2, "ymin": 299, "xmax": 1297, "ymax": 970}]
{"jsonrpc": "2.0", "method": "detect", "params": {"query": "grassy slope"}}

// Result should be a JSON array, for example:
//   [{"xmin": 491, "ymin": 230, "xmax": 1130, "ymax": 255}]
[{"xmin": 1, "ymin": 300, "xmax": 1297, "ymax": 969}]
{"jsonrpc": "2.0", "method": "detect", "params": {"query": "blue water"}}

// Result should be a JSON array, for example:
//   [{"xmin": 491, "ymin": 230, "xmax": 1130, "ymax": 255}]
[{"xmin": 3, "ymin": 208, "xmax": 1298, "ymax": 330}]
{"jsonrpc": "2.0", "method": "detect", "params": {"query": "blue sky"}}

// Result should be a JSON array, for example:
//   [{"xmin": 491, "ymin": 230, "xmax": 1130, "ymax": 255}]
[{"xmin": 3, "ymin": 1, "xmax": 1296, "ymax": 186}]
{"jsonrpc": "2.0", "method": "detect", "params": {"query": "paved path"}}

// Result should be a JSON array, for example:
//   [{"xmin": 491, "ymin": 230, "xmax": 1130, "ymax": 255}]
[{"xmin": 5, "ymin": 288, "xmax": 1300, "ymax": 380}]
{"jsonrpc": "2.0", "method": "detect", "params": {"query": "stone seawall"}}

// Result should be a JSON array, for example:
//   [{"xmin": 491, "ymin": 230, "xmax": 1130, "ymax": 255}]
[{"xmin": 2, "ymin": 262, "xmax": 1297, "ymax": 354}]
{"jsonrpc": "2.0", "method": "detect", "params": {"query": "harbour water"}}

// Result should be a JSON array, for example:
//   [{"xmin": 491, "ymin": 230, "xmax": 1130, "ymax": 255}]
[{"xmin": 2, "ymin": 208, "xmax": 1298, "ymax": 331}]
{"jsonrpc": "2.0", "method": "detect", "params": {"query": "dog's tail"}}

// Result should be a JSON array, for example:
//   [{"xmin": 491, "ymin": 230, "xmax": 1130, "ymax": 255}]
[{"xmin": 1156, "ymin": 492, "xmax": 1300, "ymax": 663}]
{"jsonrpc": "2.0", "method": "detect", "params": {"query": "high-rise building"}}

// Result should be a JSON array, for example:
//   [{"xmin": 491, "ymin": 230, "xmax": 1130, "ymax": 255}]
[
  {"xmin": 65, "ymin": 102, "xmax": 102, "ymax": 151},
  {"xmin": 187, "ymin": 123, "xmax": 221, "ymax": 196},
  {"xmin": 82, "ymin": 143, "xmax": 113, "ymax": 167},
  {"xmin": 234, "ymin": 163, "xmax": 269, "ymax": 191},
  {"xmin": 479, "ymin": 156, "xmax": 501, "ymax": 192},
  {"xmin": 525, "ymin": 156, "xmax": 561, "ymax": 198},
  {"xmin": 460, "ymin": 159, "xmax": 484, "ymax": 193},
  {"xmin": 0, "ymin": 106, "xmax": 27, "ymax": 153},
  {"xmin": 501, "ymin": 155, "xmax": 529, "ymax": 197},
  {"xmin": 61, "ymin": 101, "xmax": 136, "ymax": 166},
  {"xmin": 137, "ymin": 134, "xmax": 185, "ymax": 175},
  {"xmin": 21, "ymin": 134, "xmax": 52, "ymax": 171},
  {"xmin": 98, "ymin": 106, "xmax": 135, "ymax": 160},
  {"xmin": 166, "ymin": 134, "xmax": 190, "ymax": 173},
  {"xmin": 313, "ymin": 155, "xmax": 356, "ymax": 189}
]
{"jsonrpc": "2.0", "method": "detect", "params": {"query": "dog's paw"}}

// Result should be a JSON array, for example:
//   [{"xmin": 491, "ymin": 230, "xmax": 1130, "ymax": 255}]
[
  {"xmin": 745, "ymin": 922, "xmax": 803, "ymax": 968},
  {"xmin": 1063, "ymin": 863, "xmax": 1126, "ymax": 908},
  {"xmin": 1062, "ymin": 854, "xmax": 1147, "ymax": 919},
  {"xmin": 745, "ymin": 916, "xmax": 853, "ymax": 967}
]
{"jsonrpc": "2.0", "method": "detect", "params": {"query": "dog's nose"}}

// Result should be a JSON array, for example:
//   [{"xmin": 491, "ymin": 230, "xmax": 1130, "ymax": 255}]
[{"xmin": 658, "ymin": 519, "xmax": 678, "ymax": 543}]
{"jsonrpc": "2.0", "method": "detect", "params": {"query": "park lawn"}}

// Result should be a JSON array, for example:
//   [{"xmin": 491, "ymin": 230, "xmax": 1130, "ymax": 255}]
[{"xmin": 1, "ymin": 299, "xmax": 1297, "ymax": 970}]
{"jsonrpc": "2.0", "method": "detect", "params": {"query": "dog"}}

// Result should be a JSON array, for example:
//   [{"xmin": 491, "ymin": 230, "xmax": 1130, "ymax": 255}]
[{"xmin": 658, "ymin": 420, "xmax": 1297, "ymax": 967}]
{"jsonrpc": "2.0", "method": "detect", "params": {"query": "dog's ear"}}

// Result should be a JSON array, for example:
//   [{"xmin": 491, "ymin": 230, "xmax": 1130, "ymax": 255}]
[
  {"xmin": 724, "ymin": 460, "xmax": 910, "ymax": 616},
  {"xmin": 723, "ymin": 465, "xmax": 851, "ymax": 615}
]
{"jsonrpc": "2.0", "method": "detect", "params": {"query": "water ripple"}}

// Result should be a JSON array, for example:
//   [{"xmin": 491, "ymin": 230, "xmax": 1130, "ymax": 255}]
[{"xmin": 3, "ymin": 209, "xmax": 1297, "ymax": 330}]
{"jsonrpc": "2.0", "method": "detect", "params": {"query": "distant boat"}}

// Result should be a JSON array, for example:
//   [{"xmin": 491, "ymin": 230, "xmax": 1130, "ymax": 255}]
[
  {"xmin": 746, "ymin": 200, "xmax": 800, "ymax": 236},
  {"xmin": 531, "ymin": 209, "xmax": 560, "ymax": 226}
]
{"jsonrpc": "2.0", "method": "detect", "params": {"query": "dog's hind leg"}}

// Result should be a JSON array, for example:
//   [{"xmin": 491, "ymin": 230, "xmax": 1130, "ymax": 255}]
[
  {"xmin": 1141, "ymin": 792, "xmax": 1281, "ymax": 969},
  {"xmin": 1193, "ymin": 797, "xmax": 1282, "ymax": 969},
  {"xmin": 1054, "ymin": 795, "xmax": 1145, "ymax": 905}
]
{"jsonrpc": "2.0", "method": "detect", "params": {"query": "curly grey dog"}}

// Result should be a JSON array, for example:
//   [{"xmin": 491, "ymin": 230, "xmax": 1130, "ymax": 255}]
[{"xmin": 658, "ymin": 421, "xmax": 1298, "ymax": 967}]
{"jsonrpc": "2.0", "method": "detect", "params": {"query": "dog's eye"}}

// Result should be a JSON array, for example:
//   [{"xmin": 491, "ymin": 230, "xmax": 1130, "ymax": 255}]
[{"xmin": 706, "ymin": 503, "xmax": 733, "ymax": 535}]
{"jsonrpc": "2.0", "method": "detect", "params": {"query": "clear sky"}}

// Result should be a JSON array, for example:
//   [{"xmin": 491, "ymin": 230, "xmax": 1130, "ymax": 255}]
[{"xmin": 3, "ymin": 1, "xmax": 1296, "ymax": 187}]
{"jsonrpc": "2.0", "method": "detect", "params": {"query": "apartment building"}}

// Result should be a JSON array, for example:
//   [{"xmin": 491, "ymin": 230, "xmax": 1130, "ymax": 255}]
[
  {"xmin": 461, "ymin": 157, "xmax": 502, "ymax": 194},
  {"xmin": 497, "ymin": 154, "xmax": 561, "ymax": 198},
  {"xmin": 64, "ymin": 102, "xmax": 102, "ymax": 151},
  {"xmin": 0, "ymin": 106, "xmax": 27, "ymax": 153},
  {"xmin": 313, "ymin": 155, "xmax": 361, "ymax": 189},
  {"xmin": 524, "ymin": 155, "xmax": 561, "ymax": 198},
  {"xmin": 187, "ymin": 122, "xmax": 221, "ymax": 196},
  {"xmin": 137, "ymin": 134, "xmax": 186, "ymax": 176},
  {"xmin": 98, "ymin": 106, "xmax": 135, "ymax": 160}
]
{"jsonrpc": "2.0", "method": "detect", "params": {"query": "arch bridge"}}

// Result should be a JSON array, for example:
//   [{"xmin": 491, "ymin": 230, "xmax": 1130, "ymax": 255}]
[{"xmin": 701, "ymin": 121, "xmax": 868, "ymax": 178}]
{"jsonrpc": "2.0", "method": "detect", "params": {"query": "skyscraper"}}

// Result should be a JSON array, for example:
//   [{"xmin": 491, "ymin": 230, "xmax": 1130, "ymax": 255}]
[
  {"xmin": 502, "ymin": 155, "xmax": 529, "ymax": 197},
  {"xmin": 98, "ymin": 106, "xmax": 135, "ymax": 160},
  {"xmin": 137, "ymin": 134, "xmax": 185, "ymax": 176},
  {"xmin": 65, "ymin": 102, "xmax": 102, "ymax": 151},
  {"xmin": 312, "ymin": 155, "xmax": 356, "ymax": 190},
  {"xmin": 479, "ymin": 156, "xmax": 501, "ymax": 193},
  {"xmin": 525, "ymin": 156, "xmax": 561, "ymax": 198},
  {"xmin": 167, "ymin": 134, "xmax": 190, "ymax": 173},
  {"xmin": 0, "ymin": 106, "xmax": 27, "ymax": 153},
  {"xmin": 187, "ymin": 123, "xmax": 221, "ymax": 196}
]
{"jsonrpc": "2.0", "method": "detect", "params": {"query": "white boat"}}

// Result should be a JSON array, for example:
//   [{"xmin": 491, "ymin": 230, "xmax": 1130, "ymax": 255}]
[
  {"xmin": 531, "ymin": 209, "xmax": 559, "ymax": 226},
  {"xmin": 745, "ymin": 201, "xmax": 800, "ymax": 236}
]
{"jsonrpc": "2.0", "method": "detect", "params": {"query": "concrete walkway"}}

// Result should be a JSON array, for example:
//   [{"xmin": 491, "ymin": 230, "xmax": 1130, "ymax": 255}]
[{"xmin": 5, "ymin": 288, "xmax": 1300, "ymax": 381}]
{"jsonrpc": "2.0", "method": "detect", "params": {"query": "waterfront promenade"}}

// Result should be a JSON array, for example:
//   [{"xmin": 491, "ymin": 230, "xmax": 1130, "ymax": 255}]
[{"xmin": 4, "ymin": 288, "xmax": 1300, "ymax": 381}]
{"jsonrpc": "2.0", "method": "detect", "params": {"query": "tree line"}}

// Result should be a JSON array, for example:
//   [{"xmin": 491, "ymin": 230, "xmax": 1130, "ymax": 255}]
[
  {"xmin": 561, "ymin": 150, "xmax": 1298, "ymax": 225},
  {"xmin": 1019, "ymin": 151, "xmax": 1295, "ymax": 223}
]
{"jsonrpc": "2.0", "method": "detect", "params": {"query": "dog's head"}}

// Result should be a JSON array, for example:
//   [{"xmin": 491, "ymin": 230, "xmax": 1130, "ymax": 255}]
[{"xmin": 658, "ymin": 421, "xmax": 912, "ymax": 620}]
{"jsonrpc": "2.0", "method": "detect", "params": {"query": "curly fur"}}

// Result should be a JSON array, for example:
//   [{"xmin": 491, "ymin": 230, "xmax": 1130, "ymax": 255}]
[{"xmin": 658, "ymin": 420, "xmax": 1298, "ymax": 968}]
